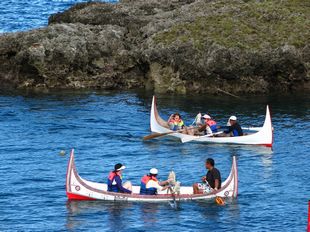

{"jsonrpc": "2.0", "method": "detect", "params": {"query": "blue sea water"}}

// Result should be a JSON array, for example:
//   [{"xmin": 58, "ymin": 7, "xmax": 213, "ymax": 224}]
[
  {"xmin": 0, "ymin": 1, "xmax": 310, "ymax": 231},
  {"xmin": 0, "ymin": 0, "xmax": 116, "ymax": 33},
  {"xmin": 0, "ymin": 90, "xmax": 309, "ymax": 231}
]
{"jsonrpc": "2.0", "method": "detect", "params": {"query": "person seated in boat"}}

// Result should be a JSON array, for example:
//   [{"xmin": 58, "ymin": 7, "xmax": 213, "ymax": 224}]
[
  {"xmin": 140, "ymin": 168, "xmax": 171, "ymax": 195},
  {"xmin": 107, "ymin": 163, "xmax": 132, "ymax": 194},
  {"xmin": 199, "ymin": 114, "xmax": 218, "ymax": 135},
  {"xmin": 193, "ymin": 158, "xmax": 221, "ymax": 194},
  {"xmin": 224, "ymin": 116, "xmax": 243, "ymax": 136},
  {"xmin": 168, "ymin": 113, "xmax": 185, "ymax": 131}
]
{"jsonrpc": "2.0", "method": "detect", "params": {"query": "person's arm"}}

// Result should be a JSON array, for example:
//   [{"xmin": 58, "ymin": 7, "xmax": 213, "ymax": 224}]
[
  {"xmin": 213, "ymin": 170, "xmax": 221, "ymax": 190},
  {"xmin": 115, "ymin": 176, "xmax": 131, "ymax": 194},
  {"xmin": 168, "ymin": 114, "xmax": 174, "ymax": 122},
  {"xmin": 237, "ymin": 124, "xmax": 243, "ymax": 136},
  {"xmin": 147, "ymin": 180, "xmax": 166, "ymax": 191},
  {"xmin": 214, "ymin": 179, "xmax": 219, "ymax": 190},
  {"xmin": 158, "ymin": 180, "xmax": 169, "ymax": 186},
  {"xmin": 198, "ymin": 124, "xmax": 207, "ymax": 132},
  {"xmin": 224, "ymin": 126, "xmax": 232, "ymax": 134}
]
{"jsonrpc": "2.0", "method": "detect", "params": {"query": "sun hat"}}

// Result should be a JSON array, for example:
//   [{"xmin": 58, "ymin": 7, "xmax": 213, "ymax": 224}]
[
  {"xmin": 114, "ymin": 163, "xmax": 126, "ymax": 171},
  {"xmin": 202, "ymin": 114, "xmax": 211, "ymax": 119},
  {"xmin": 150, "ymin": 168, "xmax": 158, "ymax": 175},
  {"xmin": 229, "ymin": 116, "xmax": 237, "ymax": 121}
]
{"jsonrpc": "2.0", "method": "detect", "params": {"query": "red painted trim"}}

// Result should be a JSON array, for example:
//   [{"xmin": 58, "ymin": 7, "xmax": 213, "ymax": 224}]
[
  {"xmin": 67, "ymin": 192, "xmax": 96, "ymax": 200},
  {"xmin": 307, "ymin": 200, "xmax": 310, "ymax": 232},
  {"xmin": 259, "ymin": 144, "xmax": 273, "ymax": 148}
]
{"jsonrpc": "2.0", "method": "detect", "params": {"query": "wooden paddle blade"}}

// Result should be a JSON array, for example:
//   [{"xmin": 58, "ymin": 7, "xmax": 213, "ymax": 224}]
[
  {"xmin": 143, "ymin": 132, "xmax": 172, "ymax": 141},
  {"xmin": 215, "ymin": 196, "xmax": 225, "ymax": 205}
]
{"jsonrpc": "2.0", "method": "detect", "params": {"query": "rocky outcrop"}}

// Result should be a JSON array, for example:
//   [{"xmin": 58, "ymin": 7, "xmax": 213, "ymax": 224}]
[{"xmin": 0, "ymin": 0, "xmax": 309, "ymax": 94}]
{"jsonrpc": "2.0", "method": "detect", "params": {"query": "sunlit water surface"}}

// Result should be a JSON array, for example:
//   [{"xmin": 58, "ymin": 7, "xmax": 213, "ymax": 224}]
[{"xmin": 0, "ymin": 90, "xmax": 309, "ymax": 231}]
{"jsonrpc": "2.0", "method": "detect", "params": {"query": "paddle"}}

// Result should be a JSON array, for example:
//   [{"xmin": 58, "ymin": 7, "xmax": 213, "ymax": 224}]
[
  {"xmin": 215, "ymin": 196, "xmax": 225, "ymax": 206},
  {"xmin": 143, "ymin": 130, "xmax": 183, "ymax": 141},
  {"xmin": 181, "ymin": 131, "xmax": 224, "ymax": 143},
  {"xmin": 143, "ymin": 127, "xmax": 198, "ymax": 141},
  {"xmin": 168, "ymin": 186, "xmax": 177, "ymax": 208}
]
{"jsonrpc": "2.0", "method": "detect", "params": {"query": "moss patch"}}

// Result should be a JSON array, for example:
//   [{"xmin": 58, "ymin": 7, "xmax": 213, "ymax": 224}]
[{"xmin": 154, "ymin": 0, "xmax": 310, "ymax": 50}]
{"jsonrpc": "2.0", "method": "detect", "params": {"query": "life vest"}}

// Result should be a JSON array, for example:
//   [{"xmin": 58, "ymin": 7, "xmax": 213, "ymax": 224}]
[
  {"xmin": 140, "ymin": 175, "xmax": 158, "ymax": 195},
  {"xmin": 107, "ymin": 171, "xmax": 121, "ymax": 192},
  {"xmin": 205, "ymin": 119, "xmax": 218, "ymax": 133},
  {"xmin": 232, "ymin": 129, "xmax": 239, "ymax": 136},
  {"xmin": 169, "ymin": 119, "xmax": 184, "ymax": 131}
]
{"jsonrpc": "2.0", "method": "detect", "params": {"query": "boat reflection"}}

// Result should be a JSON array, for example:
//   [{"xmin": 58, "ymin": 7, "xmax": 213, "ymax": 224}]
[
  {"xmin": 196, "ymin": 198, "xmax": 240, "ymax": 221},
  {"xmin": 65, "ymin": 200, "xmax": 133, "ymax": 231}
]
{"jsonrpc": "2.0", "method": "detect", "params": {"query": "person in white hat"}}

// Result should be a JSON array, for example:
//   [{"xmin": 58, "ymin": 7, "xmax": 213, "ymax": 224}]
[
  {"xmin": 140, "ymin": 168, "xmax": 171, "ymax": 195},
  {"xmin": 223, "ymin": 115, "xmax": 243, "ymax": 136},
  {"xmin": 200, "ymin": 114, "xmax": 218, "ymax": 135}
]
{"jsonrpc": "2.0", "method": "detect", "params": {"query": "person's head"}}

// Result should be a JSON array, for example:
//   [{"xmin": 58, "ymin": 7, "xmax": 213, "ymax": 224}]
[
  {"xmin": 205, "ymin": 158, "xmax": 215, "ymax": 170},
  {"xmin": 149, "ymin": 168, "xmax": 158, "ymax": 177},
  {"xmin": 202, "ymin": 114, "xmax": 211, "ymax": 121},
  {"xmin": 173, "ymin": 113, "xmax": 181, "ymax": 121},
  {"xmin": 114, "ymin": 163, "xmax": 126, "ymax": 174},
  {"xmin": 229, "ymin": 116, "xmax": 237, "ymax": 125}
]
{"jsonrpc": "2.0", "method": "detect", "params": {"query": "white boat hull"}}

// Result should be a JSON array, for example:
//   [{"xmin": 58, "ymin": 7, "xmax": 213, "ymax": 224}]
[
  {"xmin": 150, "ymin": 96, "xmax": 273, "ymax": 147},
  {"xmin": 66, "ymin": 150, "xmax": 238, "ymax": 202}
]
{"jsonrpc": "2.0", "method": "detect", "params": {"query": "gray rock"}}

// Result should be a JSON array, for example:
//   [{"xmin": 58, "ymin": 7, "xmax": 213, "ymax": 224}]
[{"xmin": 0, "ymin": 0, "xmax": 309, "ymax": 94}]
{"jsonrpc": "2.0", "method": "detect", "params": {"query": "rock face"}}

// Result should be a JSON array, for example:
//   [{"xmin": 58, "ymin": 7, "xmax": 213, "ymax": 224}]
[{"xmin": 0, "ymin": 0, "xmax": 309, "ymax": 94}]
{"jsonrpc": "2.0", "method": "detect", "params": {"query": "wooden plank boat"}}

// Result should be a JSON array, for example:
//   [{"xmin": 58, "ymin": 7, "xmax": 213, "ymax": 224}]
[
  {"xmin": 150, "ymin": 96, "xmax": 273, "ymax": 147},
  {"xmin": 66, "ymin": 149, "xmax": 238, "ymax": 202}
]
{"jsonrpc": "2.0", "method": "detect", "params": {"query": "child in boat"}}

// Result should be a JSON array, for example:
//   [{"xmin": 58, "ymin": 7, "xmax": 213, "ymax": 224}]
[
  {"xmin": 107, "ymin": 163, "xmax": 132, "ymax": 194},
  {"xmin": 168, "ymin": 113, "xmax": 185, "ymax": 131},
  {"xmin": 168, "ymin": 113, "xmax": 195, "ymax": 135}
]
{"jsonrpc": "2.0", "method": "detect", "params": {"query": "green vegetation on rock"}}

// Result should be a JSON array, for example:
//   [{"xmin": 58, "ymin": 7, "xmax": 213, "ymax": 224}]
[{"xmin": 154, "ymin": 0, "xmax": 310, "ymax": 50}]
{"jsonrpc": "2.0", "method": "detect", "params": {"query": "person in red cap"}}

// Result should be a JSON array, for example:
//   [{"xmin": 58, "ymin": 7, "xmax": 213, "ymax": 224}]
[{"xmin": 107, "ymin": 163, "xmax": 132, "ymax": 194}]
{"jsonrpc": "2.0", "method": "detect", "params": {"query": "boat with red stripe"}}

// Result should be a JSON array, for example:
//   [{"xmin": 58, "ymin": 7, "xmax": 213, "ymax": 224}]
[{"xmin": 66, "ymin": 149, "xmax": 238, "ymax": 202}]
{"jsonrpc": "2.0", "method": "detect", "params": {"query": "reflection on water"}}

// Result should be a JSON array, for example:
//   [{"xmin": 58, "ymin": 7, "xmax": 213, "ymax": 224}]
[
  {"xmin": 139, "ymin": 203, "xmax": 161, "ymax": 224},
  {"xmin": 0, "ymin": 90, "xmax": 309, "ymax": 231},
  {"xmin": 66, "ymin": 200, "xmax": 133, "ymax": 231}
]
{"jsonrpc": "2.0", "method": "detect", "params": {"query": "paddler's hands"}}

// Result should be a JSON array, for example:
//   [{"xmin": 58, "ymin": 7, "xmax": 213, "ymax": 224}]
[
  {"xmin": 201, "ymin": 176, "xmax": 207, "ymax": 182},
  {"xmin": 167, "ymin": 178, "xmax": 176, "ymax": 186}
]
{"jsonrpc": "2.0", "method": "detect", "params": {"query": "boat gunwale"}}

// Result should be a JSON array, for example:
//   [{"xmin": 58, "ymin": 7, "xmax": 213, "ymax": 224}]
[
  {"xmin": 151, "ymin": 96, "xmax": 273, "ymax": 147},
  {"xmin": 66, "ymin": 150, "xmax": 237, "ymax": 201}
]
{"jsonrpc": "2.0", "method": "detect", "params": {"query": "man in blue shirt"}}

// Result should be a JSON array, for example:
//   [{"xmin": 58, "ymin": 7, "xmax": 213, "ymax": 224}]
[{"xmin": 224, "ymin": 116, "xmax": 243, "ymax": 136}]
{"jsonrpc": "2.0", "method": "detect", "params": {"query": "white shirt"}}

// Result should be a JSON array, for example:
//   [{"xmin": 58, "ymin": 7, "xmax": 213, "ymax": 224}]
[{"xmin": 145, "ymin": 179, "xmax": 163, "ymax": 191}]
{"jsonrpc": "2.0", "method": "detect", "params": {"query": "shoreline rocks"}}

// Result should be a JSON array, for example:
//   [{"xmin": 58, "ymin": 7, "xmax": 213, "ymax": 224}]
[{"xmin": 0, "ymin": 0, "xmax": 309, "ymax": 94}]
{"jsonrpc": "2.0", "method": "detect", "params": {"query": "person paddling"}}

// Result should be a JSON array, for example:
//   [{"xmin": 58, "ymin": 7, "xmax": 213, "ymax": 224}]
[
  {"xmin": 224, "ymin": 116, "xmax": 243, "ymax": 136},
  {"xmin": 193, "ymin": 158, "xmax": 221, "ymax": 194},
  {"xmin": 140, "ymin": 168, "xmax": 170, "ymax": 195},
  {"xmin": 107, "ymin": 163, "xmax": 132, "ymax": 194},
  {"xmin": 198, "ymin": 114, "xmax": 218, "ymax": 135}
]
